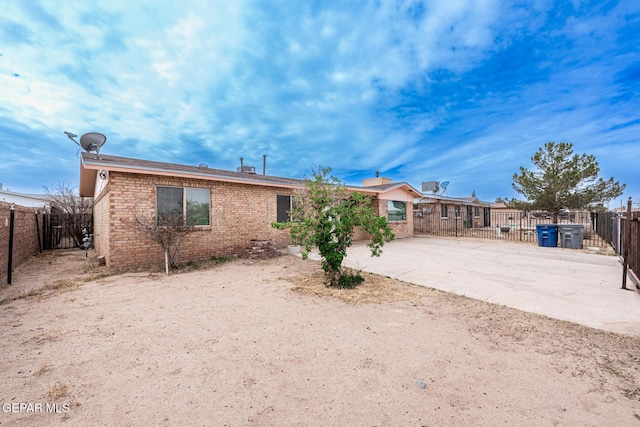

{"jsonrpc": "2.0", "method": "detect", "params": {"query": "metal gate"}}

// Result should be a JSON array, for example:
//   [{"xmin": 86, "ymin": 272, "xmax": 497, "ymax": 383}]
[{"xmin": 41, "ymin": 213, "xmax": 93, "ymax": 250}]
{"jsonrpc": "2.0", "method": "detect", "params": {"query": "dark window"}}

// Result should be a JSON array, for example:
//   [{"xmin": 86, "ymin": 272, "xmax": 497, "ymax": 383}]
[
  {"xmin": 441, "ymin": 204, "xmax": 448, "ymax": 219},
  {"xmin": 277, "ymin": 195, "xmax": 292, "ymax": 223},
  {"xmin": 157, "ymin": 187, "xmax": 183, "ymax": 225},
  {"xmin": 483, "ymin": 207, "xmax": 491, "ymax": 226}
]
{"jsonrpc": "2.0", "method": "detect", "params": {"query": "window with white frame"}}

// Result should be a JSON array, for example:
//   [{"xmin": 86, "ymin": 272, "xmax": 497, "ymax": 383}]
[
  {"xmin": 455, "ymin": 205, "xmax": 461, "ymax": 218},
  {"xmin": 441, "ymin": 204, "xmax": 448, "ymax": 219},
  {"xmin": 157, "ymin": 186, "xmax": 210, "ymax": 226},
  {"xmin": 474, "ymin": 206, "xmax": 480, "ymax": 217},
  {"xmin": 387, "ymin": 200, "xmax": 406, "ymax": 222}
]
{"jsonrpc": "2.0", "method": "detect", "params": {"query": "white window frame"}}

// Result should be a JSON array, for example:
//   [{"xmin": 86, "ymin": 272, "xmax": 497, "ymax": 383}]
[{"xmin": 441, "ymin": 204, "xmax": 448, "ymax": 219}]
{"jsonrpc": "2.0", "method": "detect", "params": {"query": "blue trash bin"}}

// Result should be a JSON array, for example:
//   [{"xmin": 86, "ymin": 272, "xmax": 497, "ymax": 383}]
[{"xmin": 536, "ymin": 224, "xmax": 558, "ymax": 247}]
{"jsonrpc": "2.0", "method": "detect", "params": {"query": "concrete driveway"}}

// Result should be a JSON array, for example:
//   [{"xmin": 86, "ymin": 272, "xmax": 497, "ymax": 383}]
[{"xmin": 309, "ymin": 236, "xmax": 640, "ymax": 336}]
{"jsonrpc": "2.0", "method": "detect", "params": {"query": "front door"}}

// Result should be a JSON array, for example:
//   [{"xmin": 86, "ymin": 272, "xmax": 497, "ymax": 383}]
[{"xmin": 483, "ymin": 207, "xmax": 491, "ymax": 227}]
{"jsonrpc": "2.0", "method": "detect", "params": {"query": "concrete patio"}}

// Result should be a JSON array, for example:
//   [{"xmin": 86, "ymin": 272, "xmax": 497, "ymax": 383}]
[{"xmin": 308, "ymin": 236, "xmax": 640, "ymax": 336}]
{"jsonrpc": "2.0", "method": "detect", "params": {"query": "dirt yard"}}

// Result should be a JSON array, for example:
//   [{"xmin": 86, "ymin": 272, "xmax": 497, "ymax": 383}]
[{"xmin": 1, "ymin": 249, "xmax": 639, "ymax": 426}]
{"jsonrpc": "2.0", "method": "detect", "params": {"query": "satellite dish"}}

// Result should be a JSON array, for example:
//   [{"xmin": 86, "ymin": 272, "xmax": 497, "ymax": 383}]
[
  {"xmin": 440, "ymin": 181, "xmax": 450, "ymax": 196},
  {"xmin": 65, "ymin": 131, "xmax": 106, "ymax": 158},
  {"xmin": 79, "ymin": 132, "xmax": 106, "ymax": 155}
]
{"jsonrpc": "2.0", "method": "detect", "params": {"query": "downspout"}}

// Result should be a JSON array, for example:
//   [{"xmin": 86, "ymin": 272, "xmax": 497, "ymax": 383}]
[{"xmin": 7, "ymin": 204, "xmax": 15, "ymax": 284}]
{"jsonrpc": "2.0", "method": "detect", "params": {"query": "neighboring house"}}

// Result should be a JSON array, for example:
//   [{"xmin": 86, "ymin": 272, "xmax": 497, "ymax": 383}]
[
  {"xmin": 413, "ymin": 193, "xmax": 492, "ymax": 234},
  {"xmin": 357, "ymin": 176, "xmax": 421, "ymax": 240},
  {"xmin": 0, "ymin": 184, "xmax": 51, "ymax": 209},
  {"xmin": 489, "ymin": 202, "xmax": 524, "ymax": 227},
  {"xmin": 79, "ymin": 153, "xmax": 420, "ymax": 269},
  {"xmin": 491, "ymin": 203, "xmax": 593, "ymax": 228}
]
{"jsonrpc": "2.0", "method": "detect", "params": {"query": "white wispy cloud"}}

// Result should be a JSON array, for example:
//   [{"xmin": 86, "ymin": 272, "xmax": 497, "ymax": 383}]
[{"xmin": 0, "ymin": 0, "xmax": 637, "ymax": 204}]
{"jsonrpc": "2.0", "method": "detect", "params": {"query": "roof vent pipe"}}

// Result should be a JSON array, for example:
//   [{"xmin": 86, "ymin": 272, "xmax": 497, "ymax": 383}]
[
  {"xmin": 263, "ymin": 154, "xmax": 266, "ymax": 175},
  {"xmin": 240, "ymin": 157, "xmax": 244, "ymax": 172}
]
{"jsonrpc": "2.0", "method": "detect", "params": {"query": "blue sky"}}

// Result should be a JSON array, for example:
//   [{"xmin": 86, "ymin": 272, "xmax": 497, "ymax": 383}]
[{"xmin": 1, "ymin": 0, "xmax": 638, "ymax": 208}]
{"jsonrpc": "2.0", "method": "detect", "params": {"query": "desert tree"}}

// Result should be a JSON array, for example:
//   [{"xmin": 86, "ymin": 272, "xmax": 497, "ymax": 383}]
[
  {"xmin": 511, "ymin": 142, "xmax": 625, "ymax": 222},
  {"xmin": 44, "ymin": 182, "xmax": 93, "ymax": 214},
  {"xmin": 131, "ymin": 210, "xmax": 197, "ymax": 274},
  {"xmin": 273, "ymin": 166, "xmax": 394, "ymax": 288},
  {"xmin": 43, "ymin": 182, "xmax": 93, "ymax": 247}
]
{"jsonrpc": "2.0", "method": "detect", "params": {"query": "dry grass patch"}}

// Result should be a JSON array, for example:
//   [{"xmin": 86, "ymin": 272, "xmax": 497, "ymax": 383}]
[
  {"xmin": 46, "ymin": 279, "xmax": 79, "ymax": 292},
  {"xmin": 48, "ymin": 383, "xmax": 70, "ymax": 400},
  {"xmin": 285, "ymin": 265, "xmax": 429, "ymax": 305},
  {"xmin": 30, "ymin": 329, "xmax": 63, "ymax": 345},
  {"xmin": 624, "ymin": 387, "xmax": 640, "ymax": 401},
  {"xmin": 175, "ymin": 256, "xmax": 231, "ymax": 273},
  {"xmin": 0, "ymin": 279, "xmax": 81, "ymax": 305},
  {"xmin": 81, "ymin": 263, "xmax": 113, "ymax": 282},
  {"xmin": 34, "ymin": 363, "xmax": 53, "ymax": 376}
]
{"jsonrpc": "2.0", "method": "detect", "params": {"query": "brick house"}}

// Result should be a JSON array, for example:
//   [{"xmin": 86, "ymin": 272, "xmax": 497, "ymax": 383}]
[
  {"xmin": 413, "ymin": 193, "xmax": 492, "ymax": 234},
  {"xmin": 79, "ymin": 153, "xmax": 420, "ymax": 269}
]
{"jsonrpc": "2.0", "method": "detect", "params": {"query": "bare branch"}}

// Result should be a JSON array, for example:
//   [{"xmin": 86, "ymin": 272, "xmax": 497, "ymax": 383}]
[
  {"xmin": 43, "ymin": 182, "xmax": 93, "ymax": 214},
  {"xmin": 129, "ymin": 209, "xmax": 197, "ymax": 272}
]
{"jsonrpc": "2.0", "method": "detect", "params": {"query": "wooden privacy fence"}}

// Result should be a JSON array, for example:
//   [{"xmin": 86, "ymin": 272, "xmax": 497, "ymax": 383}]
[{"xmin": 618, "ymin": 213, "xmax": 640, "ymax": 286}]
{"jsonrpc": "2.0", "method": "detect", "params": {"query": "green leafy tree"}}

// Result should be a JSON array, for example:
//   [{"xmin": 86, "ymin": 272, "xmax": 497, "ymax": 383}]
[
  {"xmin": 273, "ymin": 166, "xmax": 394, "ymax": 288},
  {"xmin": 512, "ymin": 142, "xmax": 625, "ymax": 222}
]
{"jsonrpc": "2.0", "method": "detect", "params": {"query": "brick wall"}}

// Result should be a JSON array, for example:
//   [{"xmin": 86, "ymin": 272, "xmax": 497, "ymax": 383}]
[
  {"xmin": 102, "ymin": 172, "xmax": 294, "ymax": 269},
  {"xmin": 378, "ymin": 199, "xmax": 413, "ymax": 238},
  {"xmin": 93, "ymin": 181, "xmax": 111, "ymax": 266},
  {"xmin": 0, "ymin": 202, "xmax": 41, "ymax": 280}
]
